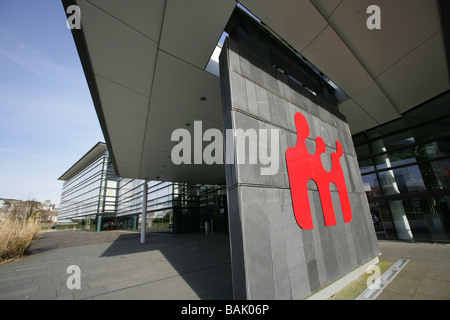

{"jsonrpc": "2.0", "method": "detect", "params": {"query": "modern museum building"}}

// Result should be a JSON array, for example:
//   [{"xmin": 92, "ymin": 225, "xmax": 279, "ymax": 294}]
[{"xmin": 59, "ymin": 0, "xmax": 450, "ymax": 299}]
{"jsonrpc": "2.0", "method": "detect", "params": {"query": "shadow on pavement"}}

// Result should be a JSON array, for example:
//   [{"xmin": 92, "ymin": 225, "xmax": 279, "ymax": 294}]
[
  {"xmin": 29, "ymin": 230, "xmax": 139, "ymax": 254},
  {"xmin": 100, "ymin": 232, "xmax": 233, "ymax": 300}
]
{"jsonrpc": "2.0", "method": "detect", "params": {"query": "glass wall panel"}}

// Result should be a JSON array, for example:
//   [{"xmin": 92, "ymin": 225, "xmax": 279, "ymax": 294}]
[
  {"xmin": 116, "ymin": 178, "xmax": 144, "ymax": 217},
  {"xmin": 420, "ymin": 159, "xmax": 450, "ymax": 191},
  {"xmin": 146, "ymin": 209, "xmax": 173, "ymax": 233},
  {"xmin": 378, "ymin": 165, "xmax": 426, "ymax": 194},
  {"xmin": 354, "ymin": 91, "xmax": 450, "ymax": 242},
  {"xmin": 59, "ymin": 154, "xmax": 105, "ymax": 220},
  {"xmin": 98, "ymin": 214, "xmax": 138, "ymax": 231},
  {"xmin": 370, "ymin": 135, "xmax": 416, "ymax": 155},
  {"xmin": 369, "ymin": 202, "xmax": 398, "ymax": 240},
  {"xmin": 374, "ymin": 154, "xmax": 416, "ymax": 171},
  {"xmin": 362, "ymin": 173, "xmax": 381, "ymax": 197},
  {"xmin": 401, "ymin": 196, "xmax": 450, "ymax": 241},
  {"xmin": 359, "ymin": 158, "xmax": 375, "ymax": 174},
  {"xmin": 355, "ymin": 144, "xmax": 371, "ymax": 158}
]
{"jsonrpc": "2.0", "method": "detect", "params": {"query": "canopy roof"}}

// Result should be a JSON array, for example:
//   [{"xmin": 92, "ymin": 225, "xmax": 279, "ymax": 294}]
[{"xmin": 63, "ymin": 0, "xmax": 449, "ymax": 183}]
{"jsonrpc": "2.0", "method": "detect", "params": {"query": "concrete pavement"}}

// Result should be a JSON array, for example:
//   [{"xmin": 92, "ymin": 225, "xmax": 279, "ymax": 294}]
[
  {"xmin": 329, "ymin": 240, "xmax": 450, "ymax": 300},
  {"xmin": 0, "ymin": 230, "xmax": 449, "ymax": 300},
  {"xmin": 0, "ymin": 230, "xmax": 233, "ymax": 300},
  {"xmin": 375, "ymin": 240, "xmax": 450, "ymax": 300}
]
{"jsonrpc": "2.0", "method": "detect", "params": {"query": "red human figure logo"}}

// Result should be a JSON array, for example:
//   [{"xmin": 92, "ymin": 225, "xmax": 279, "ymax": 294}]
[{"xmin": 286, "ymin": 112, "xmax": 352, "ymax": 230}]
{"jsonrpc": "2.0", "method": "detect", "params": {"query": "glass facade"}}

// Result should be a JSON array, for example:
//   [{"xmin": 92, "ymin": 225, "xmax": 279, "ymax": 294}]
[
  {"xmin": 172, "ymin": 183, "xmax": 227, "ymax": 234},
  {"xmin": 354, "ymin": 91, "xmax": 450, "ymax": 242},
  {"xmin": 58, "ymin": 150, "xmax": 138, "ymax": 231},
  {"xmin": 59, "ymin": 150, "xmax": 227, "ymax": 234},
  {"xmin": 59, "ymin": 152, "xmax": 107, "ymax": 220},
  {"xmin": 143, "ymin": 182, "xmax": 227, "ymax": 234},
  {"xmin": 116, "ymin": 178, "xmax": 145, "ymax": 217}
]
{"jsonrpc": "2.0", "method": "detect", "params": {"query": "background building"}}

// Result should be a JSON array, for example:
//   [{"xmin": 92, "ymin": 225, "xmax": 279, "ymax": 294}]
[
  {"xmin": 0, "ymin": 198, "xmax": 58, "ymax": 223},
  {"xmin": 58, "ymin": 142, "xmax": 227, "ymax": 233}
]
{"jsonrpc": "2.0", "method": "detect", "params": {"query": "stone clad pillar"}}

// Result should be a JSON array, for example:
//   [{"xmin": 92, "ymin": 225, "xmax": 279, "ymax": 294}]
[{"xmin": 219, "ymin": 37, "xmax": 380, "ymax": 300}]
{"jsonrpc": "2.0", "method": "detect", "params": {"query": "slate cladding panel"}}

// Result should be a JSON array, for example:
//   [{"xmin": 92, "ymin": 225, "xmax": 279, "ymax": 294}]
[{"xmin": 219, "ymin": 38, "xmax": 379, "ymax": 300}]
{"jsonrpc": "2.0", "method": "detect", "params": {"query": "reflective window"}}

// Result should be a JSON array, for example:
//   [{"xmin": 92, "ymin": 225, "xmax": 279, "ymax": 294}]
[
  {"xmin": 355, "ymin": 91, "xmax": 450, "ymax": 242},
  {"xmin": 377, "ymin": 165, "xmax": 426, "ymax": 194},
  {"xmin": 401, "ymin": 196, "xmax": 450, "ymax": 241},
  {"xmin": 359, "ymin": 158, "xmax": 375, "ymax": 174},
  {"xmin": 362, "ymin": 173, "xmax": 381, "ymax": 197},
  {"xmin": 369, "ymin": 202, "xmax": 398, "ymax": 240}
]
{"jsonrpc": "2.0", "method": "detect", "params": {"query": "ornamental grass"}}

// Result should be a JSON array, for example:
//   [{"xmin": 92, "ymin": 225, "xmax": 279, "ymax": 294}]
[{"xmin": 0, "ymin": 201, "xmax": 41, "ymax": 264}]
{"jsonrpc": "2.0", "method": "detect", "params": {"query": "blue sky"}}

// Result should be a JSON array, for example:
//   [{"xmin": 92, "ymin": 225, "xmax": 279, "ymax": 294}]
[{"xmin": 0, "ymin": 0, "xmax": 104, "ymax": 205}]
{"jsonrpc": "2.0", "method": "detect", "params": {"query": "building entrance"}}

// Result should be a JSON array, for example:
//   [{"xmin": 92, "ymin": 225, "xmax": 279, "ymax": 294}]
[
  {"xmin": 97, "ymin": 214, "xmax": 138, "ymax": 231},
  {"xmin": 145, "ymin": 209, "xmax": 173, "ymax": 234}
]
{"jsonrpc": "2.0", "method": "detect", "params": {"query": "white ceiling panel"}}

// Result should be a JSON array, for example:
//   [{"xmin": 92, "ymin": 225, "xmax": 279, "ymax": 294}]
[
  {"xmin": 143, "ymin": 105, "xmax": 220, "ymax": 155},
  {"xmin": 326, "ymin": 0, "xmax": 442, "ymax": 78},
  {"xmin": 150, "ymin": 51, "xmax": 223, "ymax": 123},
  {"xmin": 103, "ymin": 110, "xmax": 146, "ymax": 153},
  {"xmin": 139, "ymin": 146, "xmax": 225, "ymax": 183},
  {"xmin": 143, "ymin": 122, "xmax": 179, "ymax": 154},
  {"xmin": 108, "ymin": 133, "xmax": 143, "ymax": 176},
  {"xmin": 140, "ymin": 103, "xmax": 224, "ymax": 181},
  {"xmin": 77, "ymin": 0, "xmax": 158, "ymax": 97},
  {"xmin": 159, "ymin": 0, "xmax": 236, "ymax": 69},
  {"xmin": 139, "ymin": 147, "xmax": 174, "ymax": 180},
  {"xmin": 376, "ymin": 31, "xmax": 450, "ymax": 113},
  {"xmin": 146, "ymin": 103, "xmax": 222, "ymax": 134},
  {"xmin": 114, "ymin": 159, "xmax": 141, "ymax": 179},
  {"xmin": 240, "ymin": 0, "xmax": 328, "ymax": 52},
  {"xmin": 95, "ymin": 75, "xmax": 149, "ymax": 121},
  {"xmin": 351, "ymin": 83, "xmax": 399, "ymax": 124},
  {"xmin": 310, "ymin": 0, "xmax": 341, "ymax": 19},
  {"xmin": 338, "ymin": 99, "xmax": 378, "ymax": 134},
  {"xmin": 95, "ymin": 75, "xmax": 149, "ymax": 177},
  {"xmin": 301, "ymin": 25, "xmax": 374, "ymax": 97},
  {"xmin": 86, "ymin": 0, "xmax": 166, "ymax": 42},
  {"xmin": 101, "ymin": 99, "xmax": 146, "ymax": 177}
]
